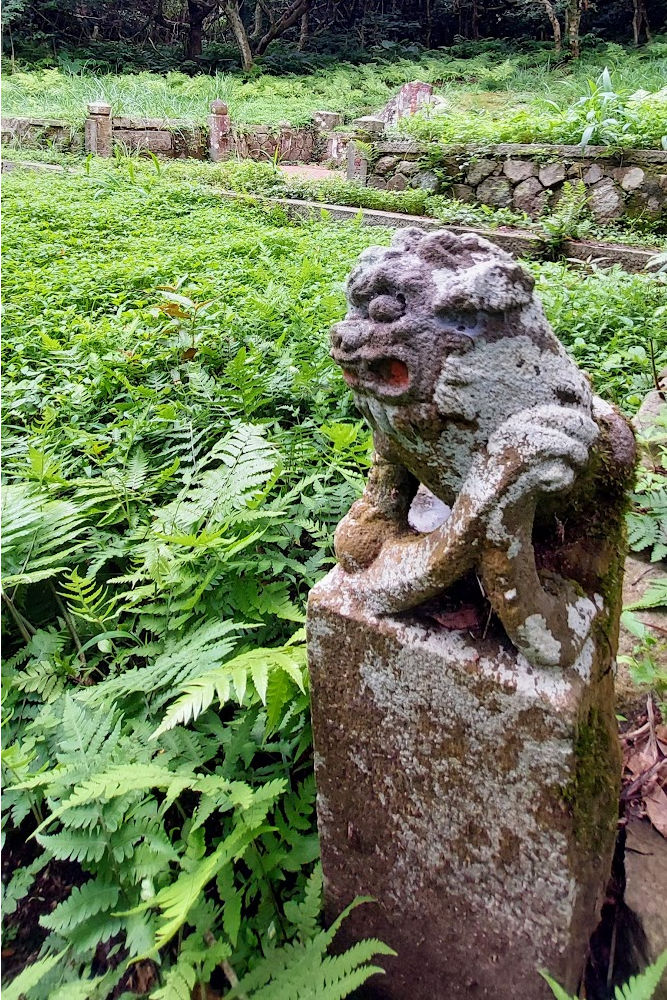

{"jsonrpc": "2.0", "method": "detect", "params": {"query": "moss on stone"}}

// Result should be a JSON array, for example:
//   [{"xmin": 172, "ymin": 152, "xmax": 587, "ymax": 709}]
[{"xmin": 562, "ymin": 707, "xmax": 619, "ymax": 851}]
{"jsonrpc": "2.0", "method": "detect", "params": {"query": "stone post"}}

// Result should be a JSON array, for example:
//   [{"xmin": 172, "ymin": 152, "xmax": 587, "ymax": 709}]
[
  {"xmin": 307, "ymin": 227, "xmax": 635, "ymax": 999},
  {"xmin": 209, "ymin": 100, "xmax": 233, "ymax": 162},
  {"xmin": 346, "ymin": 142, "xmax": 368, "ymax": 184},
  {"xmin": 347, "ymin": 117, "xmax": 384, "ymax": 184},
  {"xmin": 85, "ymin": 101, "xmax": 112, "ymax": 157}
]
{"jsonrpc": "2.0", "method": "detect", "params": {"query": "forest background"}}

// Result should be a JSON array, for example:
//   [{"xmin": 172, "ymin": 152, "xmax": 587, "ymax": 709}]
[{"xmin": 2, "ymin": 0, "xmax": 665, "ymax": 75}]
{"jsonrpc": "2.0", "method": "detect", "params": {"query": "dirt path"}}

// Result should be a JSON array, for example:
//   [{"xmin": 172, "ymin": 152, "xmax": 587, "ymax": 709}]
[{"xmin": 280, "ymin": 164, "xmax": 344, "ymax": 182}]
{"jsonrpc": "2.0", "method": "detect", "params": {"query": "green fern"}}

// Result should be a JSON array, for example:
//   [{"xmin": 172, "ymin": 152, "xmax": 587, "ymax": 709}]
[
  {"xmin": 625, "ymin": 577, "xmax": 667, "ymax": 611},
  {"xmin": 151, "ymin": 638, "xmax": 307, "ymax": 738},
  {"xmin": 132, "ymin": 821, "xmax": 269, "ymax": 953},
  {"xmin": 40, "ymin": 880, "xmax": 120, "ymax": 934},
  {"xmin": 1, "ymin": 483, "xmax": 89, "ymax": 586},
  {"xmin": 59, "ymin": 570, "xmax": 116, "ymax": 627},
  {"xmin": 616, "ymin": 951, "xmax": 667, "ymax": 1000},
  {"xmin": 283, "ymin": 864, "xmax": 325, "ymax": 941},
  {"xmin": 226, "ymin": 895, "xmax": 394, "ymax": 1000},
  {"xmin": 2, "ymin": 950, "xmax": 66, "ymax": 1000},
  {"xmin": 541, "ymin": 950, "xmax": 667, "ymax": 1000},
  {"xmin": 150, "ymin": 962, "xmax": 197, "ymax": 1000}
]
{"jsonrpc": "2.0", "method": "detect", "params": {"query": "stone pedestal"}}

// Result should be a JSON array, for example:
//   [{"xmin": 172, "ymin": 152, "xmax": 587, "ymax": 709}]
[
  {"xmin": 209, "ymin": 100, "xmax": 233, "ymax": 162},
  {"xmin": 85, "ymin": 101, "xmax": 112, "ymax": 157},
  {"xmin": 347, "ymin": 141, "xmax": 369, "ymax": 184},
  {"xmin": 308, "ymin": 568, "xmax": 621, "ymax": 999}
]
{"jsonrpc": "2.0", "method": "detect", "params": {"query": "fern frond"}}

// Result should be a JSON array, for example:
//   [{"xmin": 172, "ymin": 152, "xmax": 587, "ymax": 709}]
[
  {"xmin": 151, "ymin": 641, "xmax": 306, "ymax": 738},
  {"xmin": 135, "ymin": 822, "xmax": 263, "ymax": 953},
  {"xmin": 1, "ymin": 484, "xmax": 89, "ymax": 586},
  {"xmin": 124, "ymin": 448, "xmax": 150, "ymax": 492},
  {"xmin": 3, "ymin": 949, "xmax": 65, "ymax": 1000},
  {"xmin": 625, "ymin": 578, "xmax": 667, "ymax": 611},
  {"xmin": 36, "ymin": 829, "xmax": 109, "ymax": 864},
  {"xmin": 149, "ymin": 961, "xmax": 197, "ymax": 1000},
  {"xmin": 615, "ymin": 950, "xmax": 667, "ymax": 1000},
  {"xmin": 59, "ymin": 569, "xmax": 116, "ymax": 626},
  {"xmin": 153, "ymin": 424, "xmax": 280, "ymax": 533},
  {"xmin": 226, "ymin": 921, "xmax": 393, "ymax": 1000},
  {"xmin": 40, "ymin": 880, "xmax": 120, "ymax": 933},
  {"xmin": 78, "ymin": 620, "xmax": 249, "ymax": 707},
  {"xmin": 33, "ymin": 764, "xmax": 193, "ymax": 831},
  {"xmin": 283, "ymin": 864, "xmax": 323, "ymax": 941}
]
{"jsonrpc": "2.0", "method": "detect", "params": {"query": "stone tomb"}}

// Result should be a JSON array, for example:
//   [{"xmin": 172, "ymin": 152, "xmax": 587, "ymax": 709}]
[{"xmin": 307, "ymin": 227, "xmax": 635, "ymax": 998}]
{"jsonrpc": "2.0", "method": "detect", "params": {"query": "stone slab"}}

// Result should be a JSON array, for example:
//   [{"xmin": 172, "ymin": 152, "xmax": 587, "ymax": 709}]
[
  {"xmin": 1, "ymin": 159, "xmax": 66, "ymax": 173},
  {"xmin": 308, "ymin": 571, "xmax": 620, "ymax": 999},
  {"xmin": 212, "ymin": 190, "xmax": 659, "ymax": 272},
  {"xmin": 1, "ymin": 116, "xmax": 68, "ymax": 129},
  {"xmin": 112, "ymin": 129, "xmax": 174, "ymax": 152},
  {"xmin": 112, "ymin": 116, "xmax": 184, "ymax": 129},
  {"xmin": 367, "ymin": 140, "xmax": 667, "ymax": 166}
]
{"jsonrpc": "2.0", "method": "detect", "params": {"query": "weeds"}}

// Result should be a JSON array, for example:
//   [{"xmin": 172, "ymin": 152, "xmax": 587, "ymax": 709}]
[{"xmin": 1, "ymin": 167, "xmax": 665, "ymax": 997}]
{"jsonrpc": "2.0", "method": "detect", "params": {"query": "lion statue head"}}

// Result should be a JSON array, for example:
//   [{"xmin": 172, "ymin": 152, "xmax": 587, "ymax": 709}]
[{"xmin": 330, "ymin": 228, "xmax": 593, "ymax": 450}]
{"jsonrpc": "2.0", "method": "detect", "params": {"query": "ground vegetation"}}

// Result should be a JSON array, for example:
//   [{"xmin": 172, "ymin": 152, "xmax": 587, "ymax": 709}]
[{"xmin": 1, "ymin": 163, "xmax": 666, "ymax": 996}]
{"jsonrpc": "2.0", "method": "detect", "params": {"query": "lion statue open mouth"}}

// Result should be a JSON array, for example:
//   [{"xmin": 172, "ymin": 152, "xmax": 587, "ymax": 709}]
[{"xmin": 328, "ymin": 227, "xmax": 635, "ymax": 670}]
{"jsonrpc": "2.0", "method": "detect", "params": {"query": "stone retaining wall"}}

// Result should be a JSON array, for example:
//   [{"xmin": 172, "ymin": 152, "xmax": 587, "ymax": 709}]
[
  {"xmin": 365, "ymin": 141, "xmax": 667, "ymax": 224},
  {"xmin": 111, "ymin": 117, "xmax": 206, "ymax": 158},
  {"xmin": 0, "ymin": 117, "xmax": 82, "ymax": 152},
  {"xmin": 1, "ymin": 107, "xmax": 351, "ymax": 166}
]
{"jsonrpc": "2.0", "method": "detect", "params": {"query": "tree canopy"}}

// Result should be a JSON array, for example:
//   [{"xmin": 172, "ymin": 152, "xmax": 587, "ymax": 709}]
[{"xmin": 3, "ymin": 0, "xmax": 665, "ymax": 72}]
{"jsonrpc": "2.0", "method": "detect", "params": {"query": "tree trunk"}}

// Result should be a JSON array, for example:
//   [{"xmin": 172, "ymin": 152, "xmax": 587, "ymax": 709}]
[
  {"xmin": 298, "ymin": 9, "xmax": 309, "ymax": 49},
  {"xmin": 224, "ymin": 0, "xmax": 254, "ymax": 70},
  {"xmin": 185, "ymin": 0, "xmax": 206, "ymax": 60},
  {"xmin": 567, "ymin": 0, "xmax": 582, "ymax": 58},
  {"xmin": 250, "ymin": 1, "xmax": 263, "ymax": 40},
  {"xmin": 471, "ymin": 0, "xmax": 479, "ymax": 40},
  {"xmin": 256, "ymin": 0, "xmax": 310, "ymax": 55},
  {"xmin": 632, "ymin": 0, "xmax": 652, "ymax": 44},
  {"xmin": 541, "ymin": 0, "xmax": 562, "ymax": 52}
]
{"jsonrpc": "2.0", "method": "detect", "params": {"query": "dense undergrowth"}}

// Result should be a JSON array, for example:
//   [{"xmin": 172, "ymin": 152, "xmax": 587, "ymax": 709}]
[
  {"xmin": 1, "ymin": 167, "xmax": 666, "ymax": 997},
  {"xmin": 3, "ymin": 39, "xmax": 666, "ymax": 144},
  {"xmin": 167, "ymin": 158, "xmax": 667, "ymax": 246}
]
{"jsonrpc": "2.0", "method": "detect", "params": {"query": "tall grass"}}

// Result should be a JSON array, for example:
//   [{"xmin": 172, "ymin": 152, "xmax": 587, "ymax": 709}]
[{"xmin": 2, "ymin": 41, "xmax": 666, "ymax": 128}]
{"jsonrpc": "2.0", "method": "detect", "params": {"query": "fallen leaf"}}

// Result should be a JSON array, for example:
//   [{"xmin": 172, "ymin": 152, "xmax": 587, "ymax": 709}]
[
  {"xmin": 428, "ymin": 605, "xmax": 481, "ymax": 630},
  {"xmin": 644, "ymin": 785, "xmax": 667, "ymax": 838}
]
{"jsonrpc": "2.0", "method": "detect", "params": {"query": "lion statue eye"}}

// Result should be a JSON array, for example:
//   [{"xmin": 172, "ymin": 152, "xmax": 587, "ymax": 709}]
[{"xmin": 368, "ymin": 294, "xmax": 406, "ymax": 324}]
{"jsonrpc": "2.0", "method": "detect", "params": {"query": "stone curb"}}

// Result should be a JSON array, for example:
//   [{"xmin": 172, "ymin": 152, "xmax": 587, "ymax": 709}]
[{"xmin": 215, "ymin": 189, "xmax": 662, "ymax": 273}]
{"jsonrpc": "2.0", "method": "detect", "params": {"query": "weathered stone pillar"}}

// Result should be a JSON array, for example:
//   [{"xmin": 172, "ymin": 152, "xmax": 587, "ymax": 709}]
[
  {"xmin": 209, "ymin": 100, "xmax": 233, "ymax": 162},
  {"xmin": 347, "ymin": 116, "xmax": 385, "ymax": 183},
  {"xmin": 307, "ymin": 227, "xmax": 636, "ymax": 999},
  {"xmin": 85, "ymin": 101, "xmax": 112, "ymax": 157},
  {"xmin": 346, "ymin": 142, "xmax": 368, "ymax": 184}
]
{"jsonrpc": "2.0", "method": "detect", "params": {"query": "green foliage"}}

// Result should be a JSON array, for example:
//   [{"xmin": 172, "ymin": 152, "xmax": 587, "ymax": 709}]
[
  {"xmin": 203, "ymin": 158, "xmax": 429, "ymax": 215},
  {"xmin": 1, "ymin": 166, "xmax": 665, "ymax": 997},
  {"xmin": 541, "ymin": 949, "xmax": 667, "ymax": 1000},
  {"xmin": 539, "ymin": 181, "xmax": 594, "ymax": 247},
  {"xmin": 3, "ymin": 41, "xmax": 666, "ymax": 147},
  {"xmin": 0, "ymin": 168, "xmax": 380, "ymax": 997},
  {"xmin": 627, "ymin": 408, "xmax": 667, "ymax": 562}
]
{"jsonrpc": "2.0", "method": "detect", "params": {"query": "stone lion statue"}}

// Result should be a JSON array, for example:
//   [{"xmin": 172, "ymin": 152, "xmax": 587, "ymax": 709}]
[{"xmin": 330, "ymin": 227, "xmax": 635, "ymax": 669}]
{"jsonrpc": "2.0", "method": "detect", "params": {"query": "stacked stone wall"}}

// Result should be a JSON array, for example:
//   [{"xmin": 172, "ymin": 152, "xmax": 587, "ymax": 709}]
[
  {"xmin": 367, "ymin": 141, "xmax": 667, "ymax": 223},
  {"xmin": 1, "ymin": 117, "xmax": 82, "ymax": 152},
  {"xmin": 1, "ymin": 112, "xmax": 350, "ymax": 166}
]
